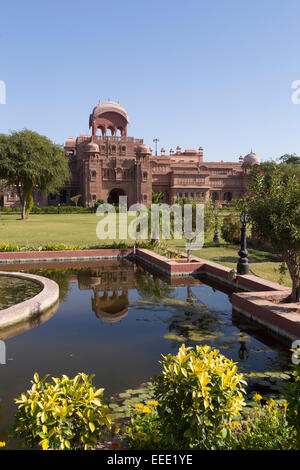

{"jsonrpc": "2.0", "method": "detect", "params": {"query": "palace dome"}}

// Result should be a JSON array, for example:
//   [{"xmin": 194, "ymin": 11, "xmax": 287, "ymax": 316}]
[
  {"xmin": 243, "ymin": 151, "xmax": 260, "ymax": 167},
  {"xmin": 92, "ymin": 101, "xmax": 130, "ymax": 124},
  {"xmin": 86, "ymin": 141, "xmax": 99, "ymax": 152},
  {"xmin": 136, "ymin": 144, "xmax": 151, "ymax": 154},
  {"xmin": 65, "ymin": 137, "xmax": 75, "ymax": 147}
]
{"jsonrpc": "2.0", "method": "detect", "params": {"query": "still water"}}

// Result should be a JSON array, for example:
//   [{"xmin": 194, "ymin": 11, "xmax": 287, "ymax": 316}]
[
  {"xmin": 0, "ymin": 259, "xmax": 291, "ymax": 443},
  {"xmin": 0, "ymin": 275, "xmax": 42, "ymax": 310}
]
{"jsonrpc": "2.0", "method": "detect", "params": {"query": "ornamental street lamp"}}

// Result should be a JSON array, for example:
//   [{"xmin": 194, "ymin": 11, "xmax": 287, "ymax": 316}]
[
  {"xmin": 237, "ymin": 209, "xmax": 250, "ymax": 275},
  {"xmin": 153, "ymin": 138, "xmax": 159, "ymax": 156},
  {"xmin": 213, "ymin": 204, "xmax": 220, "ymax": 244}
]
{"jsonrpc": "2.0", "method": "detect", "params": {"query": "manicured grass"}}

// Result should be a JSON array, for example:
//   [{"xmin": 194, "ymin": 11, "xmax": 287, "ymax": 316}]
[
  {"xmin": 0, "ymin": 213, "xmax": 291, "ymax": 287},
  {"xmin": 173, "ymin": 242, "xmax": 291, "ymax": 287}
]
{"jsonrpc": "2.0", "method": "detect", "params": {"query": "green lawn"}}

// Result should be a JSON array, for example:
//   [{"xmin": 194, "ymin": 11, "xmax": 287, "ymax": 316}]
[{"xmin": 0, "ymin": 213, "xmax": 291, "ymax": 287}]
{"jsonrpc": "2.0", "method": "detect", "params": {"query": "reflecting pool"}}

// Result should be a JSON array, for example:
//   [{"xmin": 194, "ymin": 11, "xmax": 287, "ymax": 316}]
[
  {"xmin": 0, "ymin": 259, "xmax": 291, "ymax": 444},
  {"xmin": 0, "ymin": 275, "xmax": 42, "ymax": 310}
]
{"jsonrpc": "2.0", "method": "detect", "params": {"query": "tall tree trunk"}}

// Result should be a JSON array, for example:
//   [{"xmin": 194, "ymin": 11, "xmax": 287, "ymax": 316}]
[
  {"xmin": 25, "ymin": 184, "xmax": 33, "ymax": 218},
  {"xmin": 285, "ymin": 250, "xmax": 300, "ymax": 302},
  {"xmin": 291, "ymin": 277, "xmax": 300, "ymax": 303},
  {"xmin": 17, "ymin": 186, "xmax": 26, "ymax": 220}
]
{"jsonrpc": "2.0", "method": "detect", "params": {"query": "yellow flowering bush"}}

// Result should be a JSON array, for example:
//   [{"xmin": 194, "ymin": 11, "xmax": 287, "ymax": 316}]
[
  {"xmin": 232, "ymin": 395, "xmax": 296, "ymax": 449},
  {"xmin": 14, "ymin": 372, "xmax": 111, "ymax": 450},
  {"xmin": 153, "ymin": 344, "xmax": 247, "ymax": 449},
  {"xmin": 285, "ymin": 353, "xmax": 300, "ymax": 448},
  {"xmin": 41, "ymin": 243, "xmax": 84, "ymax": 251},
  {"xmin": 0, "ymin": 243, "xmax": 20, "ymax": 252},
  {"xmin": 126, "ymin": 401, "xmax": 163, "ymax": 450}
]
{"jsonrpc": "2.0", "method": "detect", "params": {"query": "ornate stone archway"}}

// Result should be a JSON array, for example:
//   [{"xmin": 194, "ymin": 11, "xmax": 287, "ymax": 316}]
[{"xmin": 107, "ymin": 188, "xmax": 126, "ymax": 205}]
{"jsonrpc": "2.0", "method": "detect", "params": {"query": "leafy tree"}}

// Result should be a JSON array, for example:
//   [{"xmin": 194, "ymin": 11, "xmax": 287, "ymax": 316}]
[
  {"xmin": 279, "ymin": 153, "xmax": 300, "ymax": 165},
  {"xmin": 221, "ymin": 213, "xmax": 240, "ymax": 244},
  {"xmin": 247, "ymin": 168, "xmax": 300, "ymax": 302},
  {"xmin": 0, "ymin": 129, "xmax": 70, "ymax": 219},
  {"xmin": 0, "ymin": 179, "xmax": 9, "ymax": 195},
  {"xmin": 250, "ymin": 159, "xmax": 300, "ymax": 188}
]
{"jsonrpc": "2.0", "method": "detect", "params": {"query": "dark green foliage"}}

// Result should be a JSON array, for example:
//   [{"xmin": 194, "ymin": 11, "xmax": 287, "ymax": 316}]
[
  {"xmin": 221, "ymin": 213, "xmax": 240, "ymax": 244},
  {"xmin": 0, "ymin": 129, "xmax": 70, "ymax": 219},
  {"xmin": 247, "ymin": 168, "xmax": 300, "ymax": 301}
]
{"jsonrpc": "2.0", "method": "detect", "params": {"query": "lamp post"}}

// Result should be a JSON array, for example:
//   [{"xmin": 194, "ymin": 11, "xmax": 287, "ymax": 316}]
[
  {"xmin": 237, "ymin": 209, "xmax": 250, "ymax": 275},
  {"xmin": 213, "ymin": 204, "xmax": 220, "ymax": 244},
  {"xmin": 153, "ymin": 138, "xmax": 159, "ymax": 156}
]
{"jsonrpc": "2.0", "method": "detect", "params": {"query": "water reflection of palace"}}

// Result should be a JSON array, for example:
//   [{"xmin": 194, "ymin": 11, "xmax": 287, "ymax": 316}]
[
  {"xmin": 77, "ymin": 263, "xmax": 136, "ymax": 323},
  {"xmin": 76, "ymin": 262, "xmax": 211, "ymax": 324}
]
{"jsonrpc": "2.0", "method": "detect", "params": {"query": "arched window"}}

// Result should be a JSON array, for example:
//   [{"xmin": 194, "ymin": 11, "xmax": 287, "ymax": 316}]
[
  {"xmin": 97, "ymin": 126, "xmax": 105, "ymax": 136},
  {"xmin": 143, "ymin": 171, "xmax": 148, "ymax": 181}
]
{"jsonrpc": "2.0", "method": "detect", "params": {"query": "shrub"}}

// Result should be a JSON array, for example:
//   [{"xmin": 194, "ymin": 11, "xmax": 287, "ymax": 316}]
[
  {"xmin": 14, "ymin": 372, "xmax": 111, "ymax": 450},
  {"xmin": 0, "ymin": 206, "xmax": 93, "ymax": 214},
  {"xmin": 232, "ymin": 395, "xmax": 296, "ymax": 450},
  {"xmin": 41, "ymin": 243, "xmax": 84, "ymax": 251},
  {"xmin": 0, "ymin": 242, "xmax": 20, "ymax": 252},
  {"xmin": 221, "ymin": 213, "xmax": 241, "ymax": 244},
  {"xmin": 285, "ymin": 350, "xmax": 300, "ymax": 448},
  {"xmin": 126, "ymin": 402, "xmax": 163, "ymax": 450},
  {"xmin": 93, "ymin": 199, "xmax": 106, "ymax": 213},
  {"xmin": 152, "ymin": 344, "xmax": 247, "ymax": 449}
]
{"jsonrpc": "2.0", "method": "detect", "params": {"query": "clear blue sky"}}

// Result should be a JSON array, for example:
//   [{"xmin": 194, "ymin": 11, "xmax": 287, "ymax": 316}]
[{"xmin": 1, "ymin": 0, "xmax": 300, "ymax": 162}]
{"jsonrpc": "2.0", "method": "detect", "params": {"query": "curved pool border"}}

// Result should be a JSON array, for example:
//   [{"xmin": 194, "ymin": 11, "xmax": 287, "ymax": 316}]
[{"xmin": 0, "ymin": 271, "xmax": 59, "ymax": 330}]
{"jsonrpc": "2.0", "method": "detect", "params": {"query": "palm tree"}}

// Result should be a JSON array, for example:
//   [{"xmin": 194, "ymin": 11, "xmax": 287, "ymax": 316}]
[{"xmin": 152, "ymin": 190, "xmax": 163, "ymax": 203}]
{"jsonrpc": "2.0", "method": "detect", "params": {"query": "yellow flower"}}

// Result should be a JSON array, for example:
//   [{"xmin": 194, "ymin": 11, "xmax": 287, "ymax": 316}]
[
  {"xmin": 0, "ymin": 442, "xmax": 6, "ymax": 447},
  {"xmin": 231, "ymin": 421, "xmax": 239, "ymax": 429},
  {"xmin": 142, "ymin": 406, "xmax": 151, "ymax": 414},
  {"xmin": 267, "ymin": 398, "xmax": 275, "ymax": 407},
  {"xmin": 114, "ymin": 427, "xmax": 120, "ymax": 434},
  {"xmin": 253, "ymin": 393, "xmax": 263, "ymax": 402},
  {"xmin": 133, "ymin": 404, "xmax": 144, "ymax": 412},
  {"xmin": 147, "ymin": 401, "xmax": 158, "ymax": 407}
]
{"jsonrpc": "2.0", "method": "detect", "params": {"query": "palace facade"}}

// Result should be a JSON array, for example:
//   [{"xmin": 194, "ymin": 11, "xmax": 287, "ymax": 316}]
[{"xmin": 2, "ymin": 101, "xmax": 260, "ymax": 207}]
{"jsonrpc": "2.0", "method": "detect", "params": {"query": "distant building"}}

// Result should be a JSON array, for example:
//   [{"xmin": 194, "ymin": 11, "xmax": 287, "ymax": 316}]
[{"xmin": 1, "ymin": 101, "xmax": 260, "ymax": 207}]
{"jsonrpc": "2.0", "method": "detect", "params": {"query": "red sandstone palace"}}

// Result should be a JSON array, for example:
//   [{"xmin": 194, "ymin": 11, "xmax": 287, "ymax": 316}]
[{"xmin": 2, "ymin": 101, "xmax": 260, "ymax": 207}]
